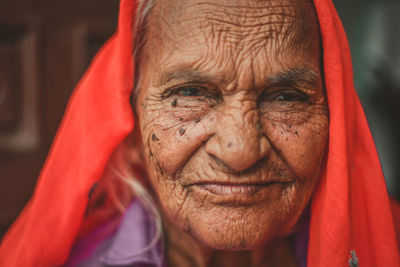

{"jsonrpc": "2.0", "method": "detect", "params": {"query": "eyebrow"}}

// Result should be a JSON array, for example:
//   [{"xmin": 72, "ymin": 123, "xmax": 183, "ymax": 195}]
[
  {"xmin": 159, "ymin": 66, "xmax": 321, "ymax": 89},
  {"xmin": 269, "ymin": 67, "xmax": 321, "ymax": 88},
  {"xmin": 160, "ymin": 68, "xmax": 213, "ymax": 86}
]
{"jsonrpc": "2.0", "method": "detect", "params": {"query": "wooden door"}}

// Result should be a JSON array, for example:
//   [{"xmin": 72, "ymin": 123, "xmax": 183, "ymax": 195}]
[{"xmin": 0, "ymin": 0, "xmax": 118, "ymax": 238}]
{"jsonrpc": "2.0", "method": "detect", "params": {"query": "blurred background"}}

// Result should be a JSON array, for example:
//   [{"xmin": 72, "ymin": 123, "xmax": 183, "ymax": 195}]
[{"xmin": 0, "ymin": 0, "xmax": 399, "ymax": 238}]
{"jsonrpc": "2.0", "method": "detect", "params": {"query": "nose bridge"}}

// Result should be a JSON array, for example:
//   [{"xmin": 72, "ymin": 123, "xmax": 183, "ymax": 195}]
[
  {"xmin": 218, "ymin": 98, "xmax": 258, "ymax": 146},
  {"xmin": 205, "ymin": 96, "xmax": 271, "ymax": 172}
]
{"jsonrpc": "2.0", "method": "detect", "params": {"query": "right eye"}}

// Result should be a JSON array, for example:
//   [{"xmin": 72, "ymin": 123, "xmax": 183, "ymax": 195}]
[
  {"xmin": 173, "ymin": 86, "xmax": 203, "ymax": 97},
  {"xmin": 165, "ymin": 84, "xmax": 222, "ymax": 109}
]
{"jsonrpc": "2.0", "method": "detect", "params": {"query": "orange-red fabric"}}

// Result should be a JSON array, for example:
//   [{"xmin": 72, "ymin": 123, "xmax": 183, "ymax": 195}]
[
  {"xmin": 0, "ymin": 0, "xmax": 137, "ymax": 265},
  {"xmin": 309, "ymin": 0, "xmax": 400, "ymax": 265},
  {"xmin": 0, "ymin": 0, "xmax": 399, "ymax": 266}
]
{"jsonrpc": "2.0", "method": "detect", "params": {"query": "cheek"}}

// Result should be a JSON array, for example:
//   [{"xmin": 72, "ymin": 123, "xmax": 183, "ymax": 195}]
[
  {"xmin": 263, "ymin": 109, "xmax": 329, "ymax": 180},
  {"xmin": 140, "ymin": 105, "xmax": 216, "ymax": 177}
]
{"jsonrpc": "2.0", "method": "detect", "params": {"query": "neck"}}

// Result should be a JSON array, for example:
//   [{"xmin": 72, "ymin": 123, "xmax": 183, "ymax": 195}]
[{"xmin": 161, "ymin": 213, "xmax": 299, "ymax": 267}]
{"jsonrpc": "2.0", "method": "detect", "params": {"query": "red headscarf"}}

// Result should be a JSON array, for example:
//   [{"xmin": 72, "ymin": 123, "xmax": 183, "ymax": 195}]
[{"xmin": 0, "ymin": 0, "xmax": 399, "ymax": 266}]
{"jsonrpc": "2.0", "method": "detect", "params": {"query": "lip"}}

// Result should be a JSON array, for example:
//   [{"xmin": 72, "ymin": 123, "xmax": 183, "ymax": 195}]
[
  {"xmin": 189, "ymin": 181, "xmax": 289, "ymax": 205},
  {"xmin": 197, "ymin": 183, "xmax": 269, "ymax": 195}
]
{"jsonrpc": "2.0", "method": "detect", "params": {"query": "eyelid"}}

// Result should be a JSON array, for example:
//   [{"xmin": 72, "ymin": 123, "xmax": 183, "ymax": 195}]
[
  {"xmin": 258, "ymin": 87, "xmax": 311, "ymax": 102},
  {"xmin": 163, "ymin": 83, "xmax": 220, "ymax": 98},
  {"xmin": 171, "ymin": 85, "xmax": 204, "ymax": 96}
]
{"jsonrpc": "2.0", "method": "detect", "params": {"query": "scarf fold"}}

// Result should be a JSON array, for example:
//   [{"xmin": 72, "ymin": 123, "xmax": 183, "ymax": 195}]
[{"xmin": 0, "ymin": 0, "xmax": 398, "ymax": 266}]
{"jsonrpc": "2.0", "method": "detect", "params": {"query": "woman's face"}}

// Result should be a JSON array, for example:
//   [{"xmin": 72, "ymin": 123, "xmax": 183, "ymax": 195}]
[{"xmin": 135, "ymin": 0, "xmax": 329, "ymax": 250}]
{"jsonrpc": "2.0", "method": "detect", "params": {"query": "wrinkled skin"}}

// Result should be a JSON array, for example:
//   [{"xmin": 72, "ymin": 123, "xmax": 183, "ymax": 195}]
[{"xmin": 134, "ymin": 0, "xmax": 329, "ymax": 266}]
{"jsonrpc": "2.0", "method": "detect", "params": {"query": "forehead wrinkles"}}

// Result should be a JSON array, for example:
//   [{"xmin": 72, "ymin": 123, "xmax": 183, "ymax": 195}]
[
  {"xmin": 199, "ymin": 3, "xmax": 301, "ymax": 51},
  {"xmin": 147, "ymin": 0, "xmax": 320, "ymax": 89},
  {"xmin": 158, "ymin": 0, "xmax": 316, "ymax": 52}
]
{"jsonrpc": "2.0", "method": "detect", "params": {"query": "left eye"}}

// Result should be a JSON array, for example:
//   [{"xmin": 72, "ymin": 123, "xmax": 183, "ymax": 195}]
[
  {"xmin": 176, "ymin": 87, "xmax": 202, "ymax": 96},
  {"xmin": 259, "ymin": 90, "xmax": 309, "ymax": 103},
  {"xmin": 273, "ymin": 92, "xmax": 309, "ymax": 102}
]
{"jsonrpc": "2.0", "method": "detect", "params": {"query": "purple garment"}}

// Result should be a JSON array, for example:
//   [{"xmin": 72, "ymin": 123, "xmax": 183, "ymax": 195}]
[
  {"xmin": 294, "ymin": 216, "xmax": 309, "ymax": 267},
  {"xmin": 65, "ymin": 200, "xmax": 165, "ymax": 267},
  {"xmin": 65, "ymin": 200, "xmax": 308, "ymax": 267}
]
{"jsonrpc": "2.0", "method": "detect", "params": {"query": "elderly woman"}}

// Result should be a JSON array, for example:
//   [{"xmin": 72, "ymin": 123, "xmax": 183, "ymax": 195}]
[{"xmin": 0, "ymin": 0, "xmax": 399, "ymax": 266}]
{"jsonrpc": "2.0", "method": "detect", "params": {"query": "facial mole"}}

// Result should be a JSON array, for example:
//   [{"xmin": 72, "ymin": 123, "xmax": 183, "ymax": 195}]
[
  {"xmin": 227, "ymin": 142, "xmax": 233, "ymax": 148},
  {"xmin": 152, "ymin": 133, "xmax": 159, "ymax": 142},
  {"xmin": 294, "ymin": 131, "xmax": 299, "ymax": 135},
  {"xmin": 179, "ymin": 128, "xmax": 186, "ymax": 135},
  {"xmin": 194, "ymin": 118, "xmax": 201, "ymax": 123},
  {"xmin": 171, "ymin": 98, "xmax": 177, "ymax": 107}
]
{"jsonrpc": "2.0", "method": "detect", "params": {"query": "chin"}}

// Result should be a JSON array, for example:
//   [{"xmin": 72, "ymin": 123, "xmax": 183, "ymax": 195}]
[
  {"xmin": 196, "ymin": 233, "xmax": 272, "ymax": 251},
  {"xmin": 174, "ymin": 203, "xmax": 299, "ymax": 251},
  {"xmin": 158, "ymin": 179, "xmax": 311, "ymax": 252}
]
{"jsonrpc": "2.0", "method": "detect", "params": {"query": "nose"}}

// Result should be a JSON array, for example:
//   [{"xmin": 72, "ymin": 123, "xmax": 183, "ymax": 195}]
[{"xmin": 205, "ymin": 101, "xmax": 271, "ymax": 172}]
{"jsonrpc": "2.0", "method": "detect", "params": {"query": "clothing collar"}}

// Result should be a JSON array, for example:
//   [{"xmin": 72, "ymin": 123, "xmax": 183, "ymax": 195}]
[{"xmin": 99, "ymin": 200, "xmax": 165, "ymax": 267}]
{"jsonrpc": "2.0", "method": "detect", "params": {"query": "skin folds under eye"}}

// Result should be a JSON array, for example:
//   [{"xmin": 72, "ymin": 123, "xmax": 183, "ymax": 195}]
[
  {"xmin": 158, "ymin": 85, "xmax": 221, "ymax": 122},
  {"xmin": 258, "ymin": 89, "xmax": 316, "ymax": 125}
]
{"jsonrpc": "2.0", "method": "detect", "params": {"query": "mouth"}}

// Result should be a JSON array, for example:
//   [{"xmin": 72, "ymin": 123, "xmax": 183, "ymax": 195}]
[
  {"xmin": 188, "ymin": 181, "xmax": 290, "ymax": 205},
  {"xmin": 196, "ymin": 183, "xmax": 273, "ymax": 195}
]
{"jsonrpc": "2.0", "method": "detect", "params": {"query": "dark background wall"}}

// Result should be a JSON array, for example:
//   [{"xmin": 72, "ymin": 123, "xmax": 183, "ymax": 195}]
[
  {"xmin": 0, "ymin": 0, "xmax": 119, "ymax": 238},
  {"xmin": 0, "ymin": 0, "xmax": 399, "ymax": 238},
  {"xmin": 335, "ymin": 0, "xmax": 400, "ymax": 199}
]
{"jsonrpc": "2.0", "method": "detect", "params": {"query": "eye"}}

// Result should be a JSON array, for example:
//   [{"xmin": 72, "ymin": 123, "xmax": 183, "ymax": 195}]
[
  {"xmin": 259, "ymin": 89, "xmax": 310, "ymax": 103},
  {"xmin": 174, "ymin": 86, "xmax": 202, "ymax": 97},
  {"xmin": 165, "ymin": 85, "xmax": 222, "ymax": 107},
  {"xmin": 273, "ymin": 91, "xmax": 309, "ymax": 102}
]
